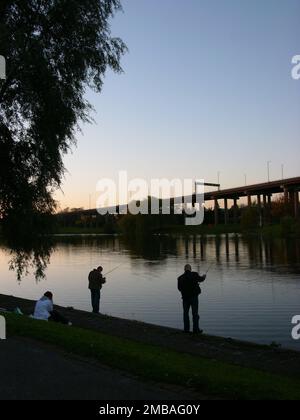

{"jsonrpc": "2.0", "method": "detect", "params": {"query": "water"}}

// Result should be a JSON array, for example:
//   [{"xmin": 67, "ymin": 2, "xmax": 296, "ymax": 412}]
[{"xmin": 1, "ymin": 234, "xmax": 300, "ymax": 350}]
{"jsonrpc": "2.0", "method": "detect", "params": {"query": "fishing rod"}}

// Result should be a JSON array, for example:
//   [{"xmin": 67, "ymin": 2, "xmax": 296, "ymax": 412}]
[
  {"xmin": 104, "ymin": 263, "xmax": 124, "ymax": 277},
  {"xmin": 205, "ymin": 262, "xmax": 215, "ymax": 275}
]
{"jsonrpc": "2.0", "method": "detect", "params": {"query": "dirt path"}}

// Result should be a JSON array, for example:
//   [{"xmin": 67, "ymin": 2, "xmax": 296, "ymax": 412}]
[{"xmin": 1, "ymin": 293, "xmax": 300, "ymax": 379}]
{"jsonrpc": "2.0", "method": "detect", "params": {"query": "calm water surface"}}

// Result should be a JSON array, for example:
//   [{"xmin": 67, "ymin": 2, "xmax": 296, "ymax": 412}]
[{"xmin": 1, "ymin": 234, "xmax": 300, "ymax": 350}]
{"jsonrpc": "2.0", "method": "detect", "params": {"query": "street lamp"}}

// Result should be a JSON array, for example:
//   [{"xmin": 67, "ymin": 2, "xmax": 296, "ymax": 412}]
[{"xmin": 267, "ymin": 161, "xmax": 271, "ymax": 183}]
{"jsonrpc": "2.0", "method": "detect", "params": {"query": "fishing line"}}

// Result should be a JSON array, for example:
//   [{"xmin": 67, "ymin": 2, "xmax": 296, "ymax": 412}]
[
  {"xmin": 205, "ymin": 262, "xmax": 215, "ymax": 275},
  {"xmin": 104, "ymin": 263, "xmax": 124, "ymax": 277}
]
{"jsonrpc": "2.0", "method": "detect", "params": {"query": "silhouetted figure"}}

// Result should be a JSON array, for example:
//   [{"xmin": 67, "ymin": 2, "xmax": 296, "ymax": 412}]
[
  {"xmin": 88, "ymin": 266, "xmax": 106, "ymax": 313},
  {"xmin": 178, "ymin": 264, "xmax": 206, "ymax": 334},
  {"xmin": 34, "ymin": 292, "xmax": 71, "ymax": 325}
]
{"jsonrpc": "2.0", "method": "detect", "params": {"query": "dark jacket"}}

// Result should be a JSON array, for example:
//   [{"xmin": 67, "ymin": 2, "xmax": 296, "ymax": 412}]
[
  {"xmin": 178, "ymin": 271, "xmax": 206, "ymax": 299},
  {"xmin": 88, "ymin": 270, "xmax": 105, "ymax": 290}
]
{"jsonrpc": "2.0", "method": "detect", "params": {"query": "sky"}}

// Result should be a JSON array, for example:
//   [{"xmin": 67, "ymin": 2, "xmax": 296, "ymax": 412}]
[{"xmin": 54, "ymin": 0, "xmax": 300, "ymax": 210}]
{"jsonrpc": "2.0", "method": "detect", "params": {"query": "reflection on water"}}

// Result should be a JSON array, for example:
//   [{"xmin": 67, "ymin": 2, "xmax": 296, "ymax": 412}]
[
  {"xmin": 1, "ymin": 234, "xmax": 300, "ymax": 350},
  {"xmin": 1, "ymin": 236, "xmax": 54, "ymax": 281}
]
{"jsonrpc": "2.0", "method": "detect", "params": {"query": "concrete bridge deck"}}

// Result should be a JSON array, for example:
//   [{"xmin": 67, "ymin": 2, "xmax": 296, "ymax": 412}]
[
  {"xmin": 198, "ymin": 176, "xmax": 300, "ymax": 225},
  {"xmin": 57, "ymin": 176, "xmax": 300, "ymax": 226}
]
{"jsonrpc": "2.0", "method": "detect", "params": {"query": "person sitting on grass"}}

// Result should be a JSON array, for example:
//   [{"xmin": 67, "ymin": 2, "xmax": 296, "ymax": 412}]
[{"xmin": 33, "ymin": 292, "xmax": 72, "ymax": 326}]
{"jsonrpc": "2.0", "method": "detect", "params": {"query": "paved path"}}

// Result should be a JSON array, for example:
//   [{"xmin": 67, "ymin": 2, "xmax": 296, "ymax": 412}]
[{"xmin": 0, "ymin": 337, "xmax": 195, "ymax": 400}]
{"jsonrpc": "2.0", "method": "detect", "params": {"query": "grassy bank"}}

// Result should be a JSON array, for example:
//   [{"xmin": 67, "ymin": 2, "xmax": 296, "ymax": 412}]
[{"xmin": 4, "ymin": 313, "xmax": 300, "ymax": 400}]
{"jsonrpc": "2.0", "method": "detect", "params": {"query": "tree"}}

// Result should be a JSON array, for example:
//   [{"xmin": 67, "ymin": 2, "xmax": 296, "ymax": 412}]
[{"xmin": 0, "ymin": 0, "xmax": 126, "ymax": 277}]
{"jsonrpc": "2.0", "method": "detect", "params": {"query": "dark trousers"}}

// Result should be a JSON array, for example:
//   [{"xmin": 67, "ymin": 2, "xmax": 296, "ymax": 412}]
[
  {"xmin": 182, "ymin": 296, "xmax": 200, "ymax": 332},
  {"xmin": 49, "ymin": 310, "xmax": 69, "ymax": 325},
  {"xmin": 90, "ymin": 289, "xmax": 101, "ymax": 313}
]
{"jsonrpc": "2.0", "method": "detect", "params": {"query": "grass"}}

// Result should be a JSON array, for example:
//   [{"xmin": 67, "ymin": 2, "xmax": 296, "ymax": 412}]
[{"xmin": 4, "ymin": 313, "xmax": 300, "ymax": 400}]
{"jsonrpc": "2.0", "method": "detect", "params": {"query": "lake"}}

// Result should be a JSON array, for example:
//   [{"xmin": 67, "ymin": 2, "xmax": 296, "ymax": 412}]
[{"xmin": 1, "ymin": 234, "xmax": 300, "ymax": 350}]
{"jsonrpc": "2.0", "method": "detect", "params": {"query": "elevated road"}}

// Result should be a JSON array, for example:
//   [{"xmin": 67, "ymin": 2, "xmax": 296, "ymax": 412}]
[{"xmin": 58, "ymin": 177, "xmax": 300, "ymax": 226}]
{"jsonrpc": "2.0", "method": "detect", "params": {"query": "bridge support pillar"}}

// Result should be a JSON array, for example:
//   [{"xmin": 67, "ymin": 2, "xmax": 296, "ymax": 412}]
[
  {"xmin": 263, "ymin": 194, "xmax": 269, "ymax": 224},
  {"xmin": 284, "ymin": 187, "xmax": 289, "ymax": 205},
  {"xmin": 293, "ymin": 191, "xmax": 299, "ymax": 219},
  {"xmin": 268, "ymin": 195, "xmax": 272, "ymax": 222},
  {"xmin": 263, "ymin": 194, "xmax": 267, "ymax": 208},
  {"xmin": 233, "ymin": 198, "xmax": 239, "ymax": 224},
  {"xmin": 257, "ymin": 195, "xmax": 263, "ymax": 227},
  {"xmin": 268, "ymin": 194, "xmax": 272, "ymax": 206},
  {"xmin": 247, "ymin": 195, "xmax": 252, "ymax": 207},
  {"xmin": 257, "ymin": 195, "xmax": 261, "ymax": 207},
  {"xmin": 224, "ymin": 198, "xmax": 229, "ymax": 225},
  {"xmin": 214, "ymin": 198, "xmax": 219, "ymax": 226}
]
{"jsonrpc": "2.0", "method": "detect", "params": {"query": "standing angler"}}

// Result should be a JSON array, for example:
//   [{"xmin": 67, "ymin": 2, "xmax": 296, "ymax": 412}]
[
  {"xmin": 88, "ymin": 266, "xmax": 106, "ymax": 314},
  {"xmin": 178, "ymin": 264, "xmax": 206, "ymax": 334}
]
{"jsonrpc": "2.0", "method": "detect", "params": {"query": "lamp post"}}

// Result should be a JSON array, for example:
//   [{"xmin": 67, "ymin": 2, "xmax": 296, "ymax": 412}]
[{"xmin": 267, "ymin": 161, "xmax": 271, "ymax": 183}]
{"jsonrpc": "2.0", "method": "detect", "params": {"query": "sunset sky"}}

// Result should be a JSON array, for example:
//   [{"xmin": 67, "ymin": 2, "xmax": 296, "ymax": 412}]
[{"xmin": 54, "ymin": 0, "xmax": 300, "ymax": 210}]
